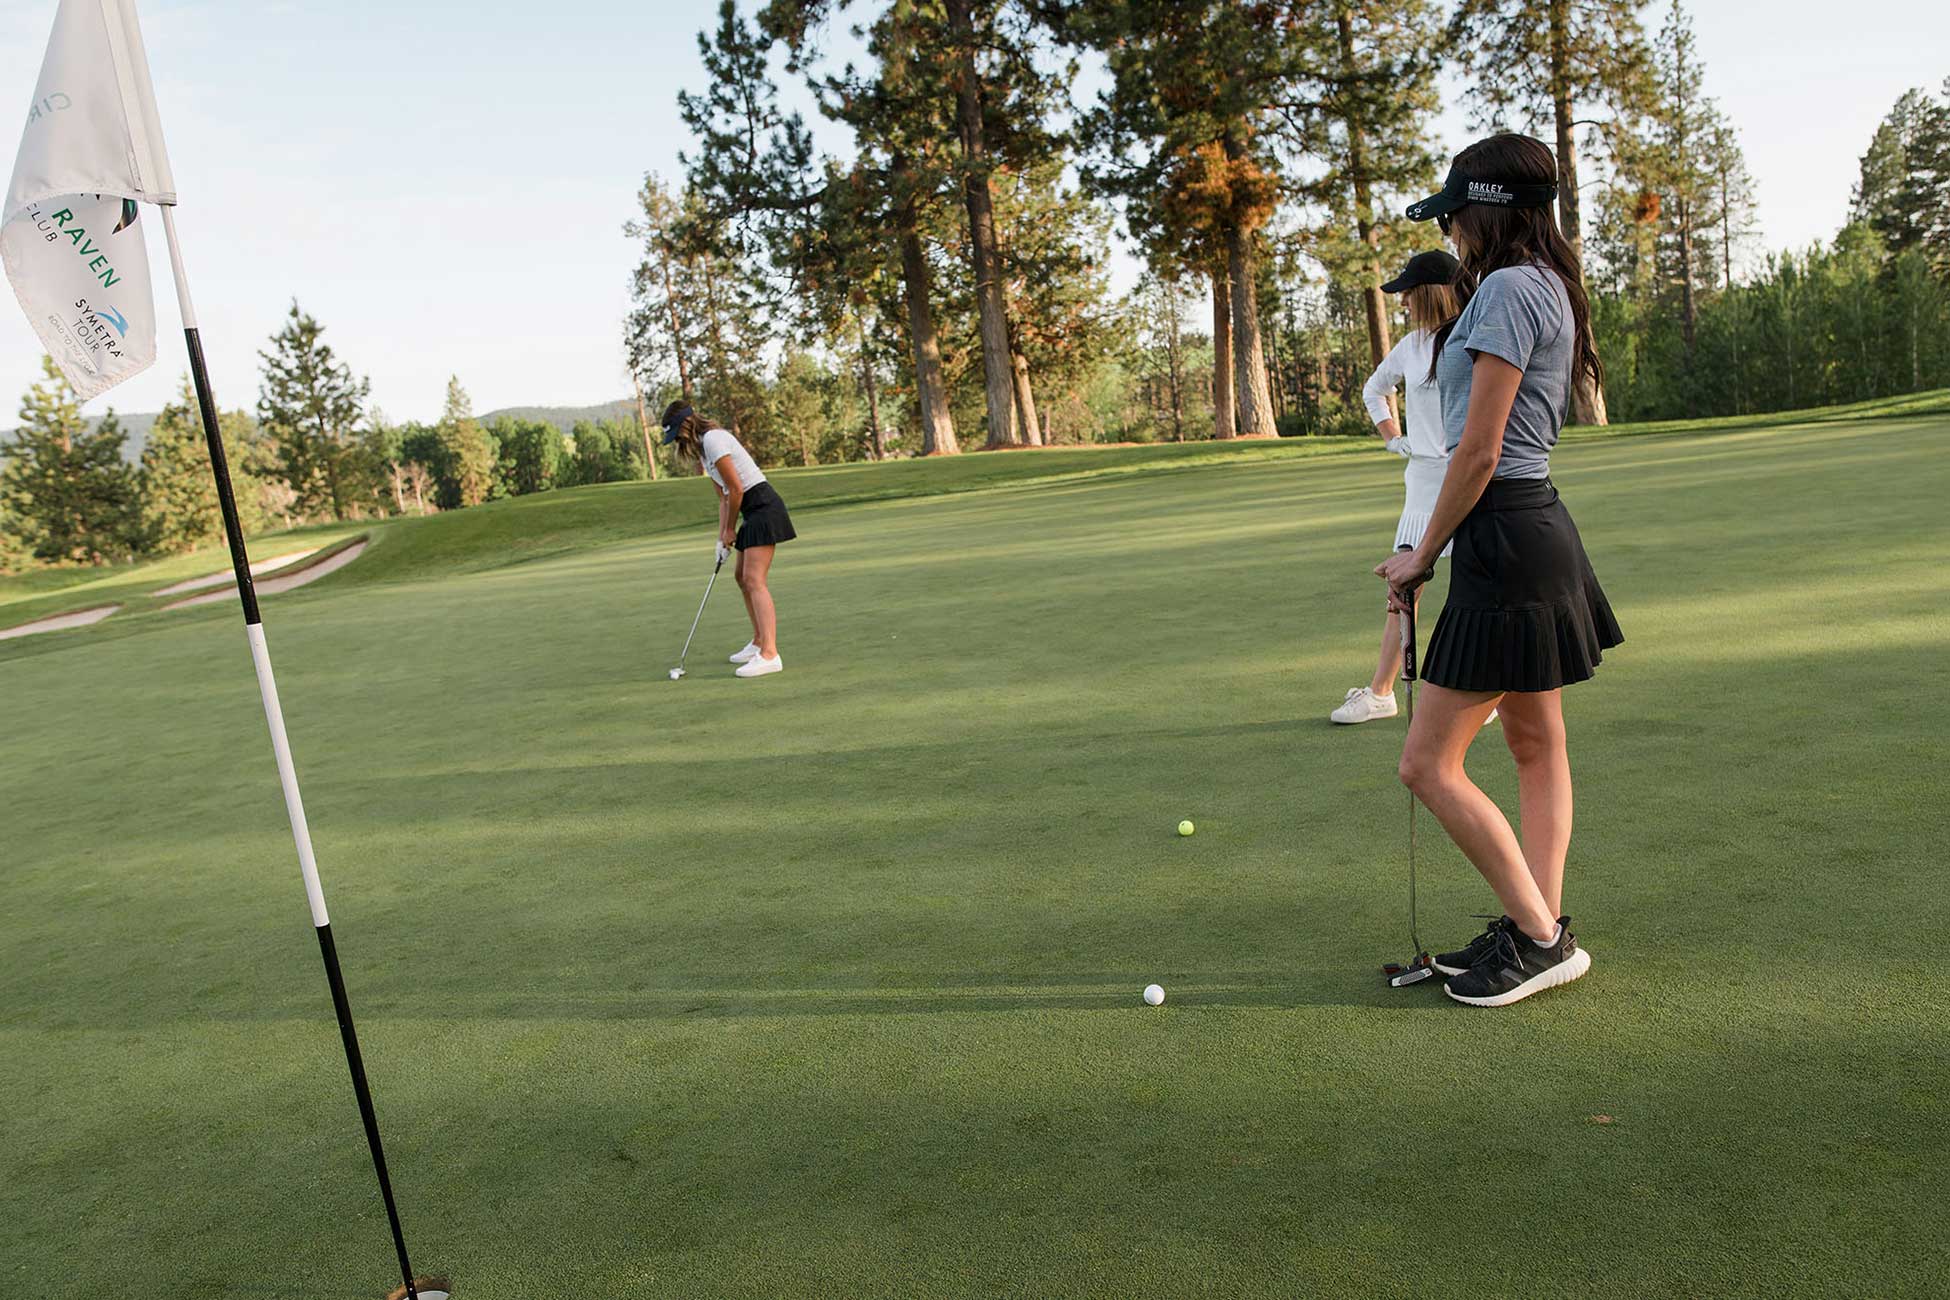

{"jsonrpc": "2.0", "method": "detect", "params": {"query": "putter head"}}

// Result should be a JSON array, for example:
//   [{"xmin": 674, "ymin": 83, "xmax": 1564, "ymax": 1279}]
[
  {"xmin": 386, "ymin": 1278, "xmax": 452, "ymax": 1300},
  {"xmin": 1383, "ymin": 953, "xmax": 1437, "ymax": 988}
]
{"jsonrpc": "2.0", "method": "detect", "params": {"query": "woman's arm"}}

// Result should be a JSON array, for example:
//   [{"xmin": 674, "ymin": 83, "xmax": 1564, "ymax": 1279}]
[
  {"xmin": 1375, "ymin": 351, "xmax": 1522, "ymax": 607},
  {"xmin": 1361, "ymin": 339, "xmax": 1407, "ymax": 438},
  {"xmin": 715, "ymin": 455, "xmax": 743, "ymax": 545}
]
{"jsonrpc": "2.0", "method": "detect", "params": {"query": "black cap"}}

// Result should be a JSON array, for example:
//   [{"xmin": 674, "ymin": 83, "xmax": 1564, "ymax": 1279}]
[
  {"xmin": 1380, "ymin": 250, "xmax": 1460, "ymax": 294},
  {"xmin": 1406, "ymin": 161, "xmax": 1558, "ymax": 222},
  {"xmin": 660, "ymin": 402, "xmax": 693, "ymax": 445}
]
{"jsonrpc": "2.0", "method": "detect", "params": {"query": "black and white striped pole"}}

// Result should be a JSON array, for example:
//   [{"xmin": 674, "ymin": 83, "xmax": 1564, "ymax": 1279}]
[{"xmin": 159, "ymin": 206, "xmax": 442, "ymax": 1300}]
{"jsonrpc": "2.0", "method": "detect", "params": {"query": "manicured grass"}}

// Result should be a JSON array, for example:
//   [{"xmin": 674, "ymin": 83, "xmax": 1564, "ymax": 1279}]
[{"xmin": 2, "ymin": 409, "xmax": 1946, "ymax": 1298}]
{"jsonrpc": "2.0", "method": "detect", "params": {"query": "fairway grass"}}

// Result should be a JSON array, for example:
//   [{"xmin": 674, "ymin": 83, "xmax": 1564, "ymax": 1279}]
[{"xmin": 3, "ymin": 411, "xmax": 1947, "ymax": 1298}]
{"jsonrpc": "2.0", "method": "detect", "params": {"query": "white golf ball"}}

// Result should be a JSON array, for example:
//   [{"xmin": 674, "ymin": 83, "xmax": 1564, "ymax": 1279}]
[
  {"xmin": 1143, "ymin": 983, "xmax": 1165, "ymax": 1006},
  {"xmin": 668, "ymin": 668, "xmax": 682, "ymax": 680}
]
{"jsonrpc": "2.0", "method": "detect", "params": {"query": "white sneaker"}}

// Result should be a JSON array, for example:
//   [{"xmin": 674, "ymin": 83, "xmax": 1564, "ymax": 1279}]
[
  {"xmin": 735, "ymin": 653, "xmax": 782, "ymax": 678},
  {"xmin": 729, "ymin": 641, "xmax": 759, "ymax": 664},
  {"xmin": 1484, "ymin": 708, "xmax": 1499, "ymax": 727},
  {"xmin": 1331, "ymin": 686, "xmax": 1397, "ymax": 725}
]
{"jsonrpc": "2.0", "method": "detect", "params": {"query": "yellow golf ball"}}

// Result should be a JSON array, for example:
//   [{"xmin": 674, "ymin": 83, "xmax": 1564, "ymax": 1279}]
[{"xmin": 1177, "ymin": 819, "xmax": 1195, "ymax": 837}]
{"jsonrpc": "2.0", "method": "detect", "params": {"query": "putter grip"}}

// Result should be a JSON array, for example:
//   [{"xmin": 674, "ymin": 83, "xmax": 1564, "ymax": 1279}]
[{"xmin": 1398, "ymin": 568, "xmax": 1433, "ymax": 682}]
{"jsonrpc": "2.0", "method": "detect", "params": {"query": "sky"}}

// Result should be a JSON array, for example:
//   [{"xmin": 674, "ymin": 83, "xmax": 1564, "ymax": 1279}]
[{"xmin": 0, "ymin": 0, "xmax": 1945, "ymax": 424}]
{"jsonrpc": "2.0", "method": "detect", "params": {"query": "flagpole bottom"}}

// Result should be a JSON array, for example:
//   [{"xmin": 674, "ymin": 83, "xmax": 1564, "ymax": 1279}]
[{"xmin": 385, "ymin": 1277, "xmax": 451, "ymax": 1300}]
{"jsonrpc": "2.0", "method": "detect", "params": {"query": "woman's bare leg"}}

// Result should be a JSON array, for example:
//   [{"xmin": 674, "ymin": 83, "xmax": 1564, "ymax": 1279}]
[
  {"xmin": 1399, "ymin": 683, "xmax": 1556, "ymax": 940},
  {"xmin": 1495, "ymin": 689, "xmax": 1572, "ymax": 918},
  {"xmin": 734, "ymin": 548, "xmax": 759, "ymax": 643},
  {"xmin": 1368, "ymin": 609, "xmax": 1404, "ymax": 697},
  {"xmin": 738, "ymin": 545, "xmax": 778, "ymax": 657}
]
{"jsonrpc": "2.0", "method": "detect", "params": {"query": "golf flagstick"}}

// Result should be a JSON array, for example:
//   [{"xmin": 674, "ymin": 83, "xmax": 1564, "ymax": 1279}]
[
  {"xmin": 1385, "ymin": 570, "xmax": 1437, "ymax": 988},
  {"xmin": 2, "ymin": 4, "xmax": 437, "ymax": 1295},
  {"xmin": 162, "ymin": 210, "xmax": 438, "ymax": 1300}
]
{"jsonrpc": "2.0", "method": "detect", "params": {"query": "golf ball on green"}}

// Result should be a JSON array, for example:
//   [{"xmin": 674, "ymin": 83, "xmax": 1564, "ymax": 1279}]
[
  {"xmin": 1177, "ymin": 819, "xmax": 1195, "ymax": 837},
  {"xmin": 1143, "ymin": 984, "xmax": 1165, "ymax": 1006}
]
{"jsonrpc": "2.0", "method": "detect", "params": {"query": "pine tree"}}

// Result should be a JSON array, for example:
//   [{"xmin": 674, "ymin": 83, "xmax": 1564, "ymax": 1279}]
[
  {"xmin": 1071, "ymin": 0, "xmax": 1288, "ymax": 436},
  {"xmin": 689, "ymin": 0, "xmax": 963, "ymax": 454},
  {"xmin": 0, "ymin": 356, "xmax": 139, "ymax": 564},
  {"xmin": 1852, "ymin": 84, "xmax": 1950, "ymax": 273},
  {"xmin": 256, "ymin": 302, "xmax": 372, "ymax": 521},
  {"xmin": 138, "ymin": 376, "xmax": 266, "ymax": 554},
  {"xmin": 435, "ymin": 377, "xmax": 497, "ymax": 508},
  {"xmin": 1649, "ymin": 0, "xmax": 1717, "ymax": 364},
  {"xmin": 1288, "ymin": 0, "xmax": 1446, "ymax": 369},
  {"xmin": 625, "ymin": 173, "xmax": 703, "ymax": 410},
  {"xmin": 991, "ymin": 158, "xmax": 1119, "ymax": 442},
  {"xmin": 1449, "ymin": 0, "xmax": 1653, "ymax": 424}
]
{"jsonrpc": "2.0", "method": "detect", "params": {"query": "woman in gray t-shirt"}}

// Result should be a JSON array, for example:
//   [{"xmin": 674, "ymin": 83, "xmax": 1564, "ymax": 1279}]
[{"xmin": 1375, "ymin": 133, "xmax": 1623, "ymax": 1009}]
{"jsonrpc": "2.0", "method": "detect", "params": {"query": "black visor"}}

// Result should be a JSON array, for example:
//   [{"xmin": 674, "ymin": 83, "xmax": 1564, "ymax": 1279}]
[
  {"xmin": 1406, "ymin": 162, "xmax": 1558, "ymax": 223},
  {"xmin": 660, "ymin": 403, "xmax": 693, "ymax": 445}
]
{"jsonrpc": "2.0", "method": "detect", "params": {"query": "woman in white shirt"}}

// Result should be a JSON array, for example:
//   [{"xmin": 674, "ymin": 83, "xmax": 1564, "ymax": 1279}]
[
  {"xmin": 1332, "ymin": 250, "xmax": 1466, "ymax": 725},
  {"xmin": 661, "ymin": 403, "xmax": 797, "ymax": 678}
]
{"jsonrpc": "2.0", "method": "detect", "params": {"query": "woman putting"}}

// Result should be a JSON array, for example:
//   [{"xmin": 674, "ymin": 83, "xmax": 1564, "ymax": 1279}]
[
  {"xmin": 1375, "ymin": 133, "xmax": 1623, "ymax": 1007},
  {"xmin": 1332, "ymin": 249, "xmax": 1467, "ymax": 725},
  {"xmin": 661, "ymin": 403, "xmax": 796, "ymax": 678}
]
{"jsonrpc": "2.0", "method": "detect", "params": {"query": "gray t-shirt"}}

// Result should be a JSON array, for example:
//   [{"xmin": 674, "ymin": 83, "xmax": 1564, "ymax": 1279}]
[{"xmin": 1436, "ymin": 264, "xmax": 1574, "ymax": 480}]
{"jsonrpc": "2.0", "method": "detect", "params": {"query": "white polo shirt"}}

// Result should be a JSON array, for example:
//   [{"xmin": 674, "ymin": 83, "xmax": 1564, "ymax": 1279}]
[{"xmin": 699, "ymin": 427, "xmax": 767, "ymax": 495}]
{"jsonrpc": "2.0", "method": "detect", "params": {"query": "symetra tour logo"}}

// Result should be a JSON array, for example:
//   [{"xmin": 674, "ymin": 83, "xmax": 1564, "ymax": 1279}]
[
  {"xmin": 1466, "ymin": 181, "xmax": 1516, "ymax": 206},
  {"xmin": 71, "ymin": 296, "xmax": 132, "ymax": 362}
]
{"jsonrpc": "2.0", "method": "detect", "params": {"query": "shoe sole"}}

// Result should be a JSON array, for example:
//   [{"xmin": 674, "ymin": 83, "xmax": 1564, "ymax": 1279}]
[
  {"xmin": 1329, "ymin": 711, "xmax": 1397, "ymax": 725},
  {"xmin": 1444, "ymin": 946, "xmax": 1592, "ymax": 1007}
]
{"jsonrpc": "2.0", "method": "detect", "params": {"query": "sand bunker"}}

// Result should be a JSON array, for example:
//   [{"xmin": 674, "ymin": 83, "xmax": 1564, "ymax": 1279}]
[
  {"xmin": 152, "ymin": 548, "xmax": 320, "ymax": 596},
  {"xmin": 164, "ymin": 540, "xmax": 369, "ymax": 611},
  {"xmin": 0, "ymin": 604, "xmax": 123, "ymax": 641}
]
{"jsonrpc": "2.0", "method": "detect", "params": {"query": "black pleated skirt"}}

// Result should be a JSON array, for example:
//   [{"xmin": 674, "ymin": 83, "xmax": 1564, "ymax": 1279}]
[
  {"xmin": 735, "ymin": 481, "xmax": 797, "ymax": 550},
  {"xmin": 1422, "ymin": 476, "xmax": 1622, "ymax": 693}
]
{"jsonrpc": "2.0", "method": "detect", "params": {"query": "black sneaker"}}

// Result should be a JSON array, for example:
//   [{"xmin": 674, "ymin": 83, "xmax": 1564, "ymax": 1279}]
[
  {"xmin": 1444, "ymin": 917, "xmax": 1592, "ymax": 1007},
  {"xmin": 1433, "ymin": 915, "xmax": 1514, "ymax": 976}
]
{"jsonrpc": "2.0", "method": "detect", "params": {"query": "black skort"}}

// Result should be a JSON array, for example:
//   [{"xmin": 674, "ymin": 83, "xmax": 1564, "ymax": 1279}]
[
  {"xmin": 735, "ymin": 481, "xmax": 797, "ymax": 550},
  {"xmin": 1422, "ymin": 476, "xmax": 1623, "ymax": 693}
]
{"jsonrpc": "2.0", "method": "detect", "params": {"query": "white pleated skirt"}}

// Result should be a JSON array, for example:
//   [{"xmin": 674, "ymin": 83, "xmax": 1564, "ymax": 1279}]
[{"xmin": 1394, "ymin": 454, "xmax": 1453, "ymax": 556}]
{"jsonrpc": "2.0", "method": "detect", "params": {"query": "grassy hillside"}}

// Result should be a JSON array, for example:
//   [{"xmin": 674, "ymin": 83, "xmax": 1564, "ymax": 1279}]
[
  {"xmin": 6, "ymin": 386, "xmax": 1947, "ymax": 655},
  {"xmin": 0, "ymin": 437, "xmax": 1365, "ymax": 655}
]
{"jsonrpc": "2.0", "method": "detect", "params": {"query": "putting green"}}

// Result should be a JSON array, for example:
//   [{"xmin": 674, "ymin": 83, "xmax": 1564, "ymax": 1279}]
[{"xmin": 3, "ymin": 409, "xmax": 1947, "ymax": 1298}]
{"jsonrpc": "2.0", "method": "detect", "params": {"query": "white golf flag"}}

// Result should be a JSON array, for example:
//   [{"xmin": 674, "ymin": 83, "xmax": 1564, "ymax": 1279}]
[{"xmin": 2, "ymin": 0, "xmax": 174, "ymax": 400}]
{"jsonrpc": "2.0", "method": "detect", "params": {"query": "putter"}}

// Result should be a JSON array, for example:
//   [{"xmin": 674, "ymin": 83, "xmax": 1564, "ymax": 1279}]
[
  {"xmin": 1384, "ymin": 564, "xmax": 1438, "ymax": 988},
  {"xmin": 668, "ymin": 551, "xmax": 725, "ymax": 680}
]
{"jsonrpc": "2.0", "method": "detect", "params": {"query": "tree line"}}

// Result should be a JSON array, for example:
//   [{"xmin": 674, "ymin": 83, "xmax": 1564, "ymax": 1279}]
[
  {"xmin": 0, "ymin": 303, "xmax": 664, "ymax": 572},
  {"xmin": 623, "ymin": 0, "xmax": 1950, "ymax": 455}
]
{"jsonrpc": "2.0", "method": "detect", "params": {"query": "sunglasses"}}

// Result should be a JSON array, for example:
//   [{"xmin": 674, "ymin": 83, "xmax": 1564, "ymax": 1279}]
[{"xmin": 1437, "ymin": 212, "xmax": 1453, "ymax": 235}]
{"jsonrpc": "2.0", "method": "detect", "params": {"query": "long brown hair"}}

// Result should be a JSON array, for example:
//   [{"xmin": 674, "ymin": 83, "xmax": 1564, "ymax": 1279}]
[
  {"xmin": 1404, "ymin": 280, "xmax": 1462, "ymax": 332},
  {"xmin": 659, "ymin": 401, "xmax": 722, "ymax": 468},
  {"xmin": 1428, "ymin": 133, "xmax": 1603, "ymax": 393}
]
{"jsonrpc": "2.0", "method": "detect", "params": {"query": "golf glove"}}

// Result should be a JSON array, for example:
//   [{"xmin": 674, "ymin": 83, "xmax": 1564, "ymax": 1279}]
[
  {"xmin": 1384, "ymin": 436, "xmax": 1411, "ymax": 458},
  {"xmin": 716, "ymin": 541, "xmax": 731, "ymax": 565}
]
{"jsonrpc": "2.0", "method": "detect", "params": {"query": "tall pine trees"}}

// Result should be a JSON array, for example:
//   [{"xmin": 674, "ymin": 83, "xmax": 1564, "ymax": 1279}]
[
  {"xmin": 1, "ymin": 357, "xmax": 139, "ymax": 564},
  {"xmin": 257, "ymin": 302, "xmax": 372, "ymax": 521}
]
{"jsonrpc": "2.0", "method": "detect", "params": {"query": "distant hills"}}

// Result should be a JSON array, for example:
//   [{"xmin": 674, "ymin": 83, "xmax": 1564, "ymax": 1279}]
[
  {"xmin": 479, "ymin": 399, "xmax": 641, "ymax": 433},
  {"xmin": 3, "ymin": 399, "xmax": 641, "ymax": 464}
]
